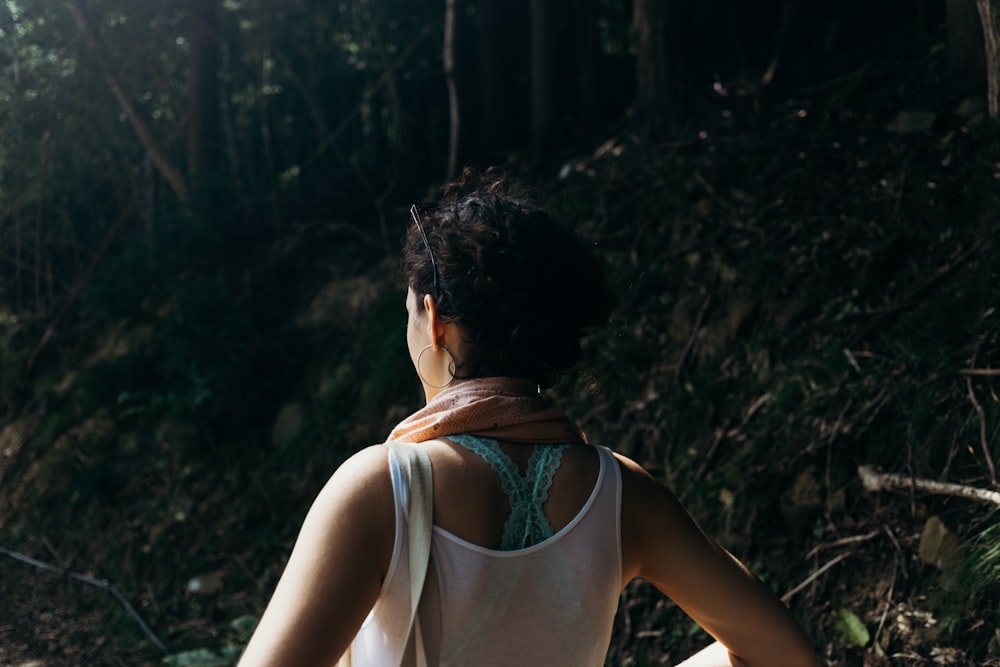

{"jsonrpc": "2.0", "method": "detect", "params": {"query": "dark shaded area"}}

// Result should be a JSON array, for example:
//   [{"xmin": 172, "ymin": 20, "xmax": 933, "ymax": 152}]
[{"xmin": 1, "ymin": 1, "xmax": 998, "ymax": 665}]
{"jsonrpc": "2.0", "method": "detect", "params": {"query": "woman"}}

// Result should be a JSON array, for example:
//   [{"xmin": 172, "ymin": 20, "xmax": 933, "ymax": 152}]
[{"xmin": 238, "ymin": 170, "xmax": 816, "ymax": 666}]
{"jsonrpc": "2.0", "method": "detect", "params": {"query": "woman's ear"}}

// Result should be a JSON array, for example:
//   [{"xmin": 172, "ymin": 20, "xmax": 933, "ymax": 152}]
[{"xmin": 423, "ymin": 294, "xmax": 447, "ymax": 348}]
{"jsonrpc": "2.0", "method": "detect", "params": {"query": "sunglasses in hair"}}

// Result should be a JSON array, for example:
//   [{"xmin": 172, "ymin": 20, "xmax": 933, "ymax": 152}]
[{"xmin": 410, "ymin": 204, "xmax": 438, "ymax": 291}]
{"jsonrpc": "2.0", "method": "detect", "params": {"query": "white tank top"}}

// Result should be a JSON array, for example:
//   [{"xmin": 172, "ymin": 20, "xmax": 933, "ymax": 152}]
[{"xmin": 348, "ymin": 444, "xmax": 623, "ymax": 666}]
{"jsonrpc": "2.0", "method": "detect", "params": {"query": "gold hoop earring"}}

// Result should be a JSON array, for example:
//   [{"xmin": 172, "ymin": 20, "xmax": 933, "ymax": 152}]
[{"xmin": 416, "ymin": 343, "xmax": 455, "ymax": 389}]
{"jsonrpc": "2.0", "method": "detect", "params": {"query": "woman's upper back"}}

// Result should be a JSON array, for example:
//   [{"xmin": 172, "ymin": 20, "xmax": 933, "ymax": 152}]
[
  {"xmin": 422, "ymin": 437, "xmax": 605, "ymax": 552},
  {"xmin": 347, "ymin": 438, "xmax": 623, "ymax": 666}
]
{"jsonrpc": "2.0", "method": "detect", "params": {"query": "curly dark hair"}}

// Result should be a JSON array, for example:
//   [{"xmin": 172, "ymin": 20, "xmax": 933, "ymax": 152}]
[{"xmin": 402, "ymin": 168, "xmax": 614, "ymax": 388}]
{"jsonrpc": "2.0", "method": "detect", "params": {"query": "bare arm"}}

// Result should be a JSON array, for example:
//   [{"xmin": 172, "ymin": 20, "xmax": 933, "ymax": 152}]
[
  {"xmin": 238, "ymin": 445, "xmax": 396, "ymax": 667},
  {"xmin": 617, "ymin": 454, "xmax": 817, "ymax": 667}
]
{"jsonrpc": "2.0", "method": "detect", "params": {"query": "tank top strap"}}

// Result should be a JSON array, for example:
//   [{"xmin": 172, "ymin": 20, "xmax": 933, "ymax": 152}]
[{"xmin": 447, "ymin": 434, "xmax": 570, "ymax": 550}]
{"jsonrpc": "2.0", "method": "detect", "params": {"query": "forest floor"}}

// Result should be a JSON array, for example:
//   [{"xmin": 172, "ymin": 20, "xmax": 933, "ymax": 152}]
[{"xmin": 2, "ymin": 48, "xmax": 999, "ymax": 666}]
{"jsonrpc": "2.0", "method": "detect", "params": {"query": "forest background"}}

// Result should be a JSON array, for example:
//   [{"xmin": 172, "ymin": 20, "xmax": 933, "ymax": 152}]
[{"xmin": 1, "ymin": 0, "xmax": 999, "ymax": 665}]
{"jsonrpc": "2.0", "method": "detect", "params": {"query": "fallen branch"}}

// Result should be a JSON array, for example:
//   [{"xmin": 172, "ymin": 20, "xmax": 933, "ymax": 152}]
[
  {"xmin": 858, "ymin": 465, "xmax": 1000, "ymax": 507},
  {"xmin": 0, "ymin": 546, "xmax": 168, "ymax": 653},
  {"xmin": 961, "ymin": 368, "xmax": 1000, "ymax": 377}
]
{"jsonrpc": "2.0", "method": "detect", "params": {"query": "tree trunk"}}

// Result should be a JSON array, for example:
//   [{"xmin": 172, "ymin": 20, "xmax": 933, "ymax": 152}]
[
  {"xmin": 947, "ymin": 0, "xmax": 986, "ymax": 81},
  {"xmin": 186, "ymin": 0, "xmax": 222, "ymax": 175},
  {"xmin": 478, "ymin": 0, "xmax": 519, "ymax": 156},
  {"xmin": 530, "ymin": 0, "xmax": 556, "ymax": 158},
  {"xmin": 34, "ymin": 131, "xmax": 49, "ymax": 317},
  {"xmin": 633, "ymin": 0, "xmax": 682, "ymax": 140},
  {"xmin": 575, "ymin": 0, "xmax": 598, "ymax": 126},
  {"xmin": 65, "ymin": 1, "xmax": 189, "ymax": 202},
  {"xmin": 444, "ymin": 0, "xmax": 460, "ymax": 179},
  {"xmin": 976, "ymin": 0, "xmax": 1000, "ymax": 117}
]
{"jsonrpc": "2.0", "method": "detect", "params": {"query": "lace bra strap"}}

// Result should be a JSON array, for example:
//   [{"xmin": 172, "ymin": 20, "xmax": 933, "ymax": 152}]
[{"xmin": 448, "ymin": 434, "xmax": 570, "ymax": 550}]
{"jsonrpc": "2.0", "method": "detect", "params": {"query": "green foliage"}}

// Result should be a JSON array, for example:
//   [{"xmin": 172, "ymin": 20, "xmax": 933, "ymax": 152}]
[
  {"xmin": 356, "ymin": 289, "xmax": 416, "ymax": 421},
  {"xmin": 163, "ymin": 616, "xmax": 255, "ymax": 667},
  {"xmin": 74, "ymin": 190, "xmax": 310, "ymax": 439},
  {"xmin": 0, "ymin": 309, "xmax": 28, "ymax": 407},
  {"xmin": 970, "ymin": 517, "xmax": 1000, "ymax": 589},
  {"xmin": 164, "ymin": 648, "xmax": 239, "ymax": 667},
  {"xmin": 834, "ymin": 608, "xmax": 870, "ymax": 648}
]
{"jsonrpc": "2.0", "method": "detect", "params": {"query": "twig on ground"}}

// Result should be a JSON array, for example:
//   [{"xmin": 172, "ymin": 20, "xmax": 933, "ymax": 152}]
[
  {"xmin": 781, "ymin": 552, "xmax": 850, "ymax": 604},
  {"xmin": 872, "ymin": 558, "xmax": 898, "ymax": 650},
  {"xmin": 858, "ymin": 466, "xmax": 1000, "ymax": 506},
  {"xmin": 804, "ymin": 530, "xmax": 880, "ymax": 560},
  {"xmin": 881, "ymin": 526, "xmax": 907, "ymax": 580},
  {"xmin": 692, "ymin": 170, "xmax": 735, "ymax": 211},
  {"xmin": 0, "ymin": 546, "xmax": 168, "ymax": 653},
  {"xmin": 673, "ymin": 294, "xmax": 712, "ymax": 384}
]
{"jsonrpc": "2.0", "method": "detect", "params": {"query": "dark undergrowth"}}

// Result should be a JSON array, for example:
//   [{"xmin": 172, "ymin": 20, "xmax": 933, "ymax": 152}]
[{"xmin": 2, "ymin": 49, "xmax": 999, "ymax": 667}]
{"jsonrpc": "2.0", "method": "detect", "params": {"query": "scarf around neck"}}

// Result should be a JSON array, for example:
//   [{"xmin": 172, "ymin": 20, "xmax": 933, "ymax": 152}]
[{"xmin": 386, "ymin": 376, "xmax": 586, "ymax": 444}]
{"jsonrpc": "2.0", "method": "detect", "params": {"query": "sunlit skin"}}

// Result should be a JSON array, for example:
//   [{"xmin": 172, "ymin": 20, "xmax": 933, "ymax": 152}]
[{"xmin": 237, "ymin": 289, "xmax": 817, "ymax": 667}]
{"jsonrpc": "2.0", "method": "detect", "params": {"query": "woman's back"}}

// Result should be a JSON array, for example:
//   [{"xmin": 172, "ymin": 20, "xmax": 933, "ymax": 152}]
[{"xmin": 349, "ymin": 439, "xmax": 622, "ymax": 666}]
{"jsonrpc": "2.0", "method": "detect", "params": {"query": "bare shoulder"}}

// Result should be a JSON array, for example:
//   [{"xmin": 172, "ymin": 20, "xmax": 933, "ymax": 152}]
[
  {"xmin": 611, "ymin": 451, "xmax": 693, "ymax": 580},
  {"xmin": 612, "ymin": 450, "xmax": 690, "ymax": 530},
  {"xmin": 332, "ymin": 443, "xmax": 394, "ymax": 484},
  {"xmin": 308, "ymin": 444, "xmax": 395, "ymax": 539},
  {"xmin": 237, "ymin": 444, "xmax": 398, "ymax": 667},
  {"xmin": 294, "ymin": 443, "xmax": 397, "ymax": 565},
  {"xmin": 611, "ymin": 450, "xmax": 659, "ymax": 486}
]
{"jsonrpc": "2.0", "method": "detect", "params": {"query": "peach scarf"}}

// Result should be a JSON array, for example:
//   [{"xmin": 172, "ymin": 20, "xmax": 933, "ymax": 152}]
[{"xmin": 387, "ymin": 377, "xmax": 586, "ymax": 444}]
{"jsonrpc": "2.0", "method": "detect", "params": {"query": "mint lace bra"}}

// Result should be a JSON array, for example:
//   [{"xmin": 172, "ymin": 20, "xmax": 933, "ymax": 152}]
[{"xmin": 447, "ymin": 433, "xmax": 571, "ymax": 551}]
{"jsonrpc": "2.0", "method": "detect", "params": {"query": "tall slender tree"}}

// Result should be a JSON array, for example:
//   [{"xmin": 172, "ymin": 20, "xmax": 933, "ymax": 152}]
[
  {"xmin": 444, "ymin": 0, "xmax": 459, "ymax": 178},
  {"xmin": 186, "ymin": 0, "xmax": 222, "ymax": 175},
  {"xmin": 947, "ymin": 0, "xmax": 986, "ymax": 82},
  {"xmin": 633, "ymin": 0, "xmax": 682, "ymax": 140},
  {"xmin": 977, "ymin": 0, "xmax": 1000, "ymax": 117},
  {"xmin": 530, "ymin": 0, "xmax": 557, "ymax": 157},
  {"xmin": 575, "ymin": 0, "xmax": 599, "ymax": 126},
  {"xmin": 477, "ymin": 0, "xmax": 521, "ymax": 157}
]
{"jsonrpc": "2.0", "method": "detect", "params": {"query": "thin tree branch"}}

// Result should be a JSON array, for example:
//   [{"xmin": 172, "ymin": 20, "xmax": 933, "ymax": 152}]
[
  {"xmin": 304, "ymin": 23, "xmax": 435, "ymax": 168},
  {"xmin": 858, "ymin": 465, "xmax": 1000, "ymax": 506},
  {"xmin": 966, "ymin": 375, "xmax": 997, "ymax": 485},
  {"xmin": 65, "ymin": 1, "xmax": 189, "ymax": 202},
  {"xmin": 0, "ymin": 546, "xmax": 168, "ymax": 653},
  {"xmin": 25, "ymin": 198, "xmax": 138, "ymax": 373},
  {"xmin": 673, "ymin": 294, "xmax": 711, "ymax": 383}
]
